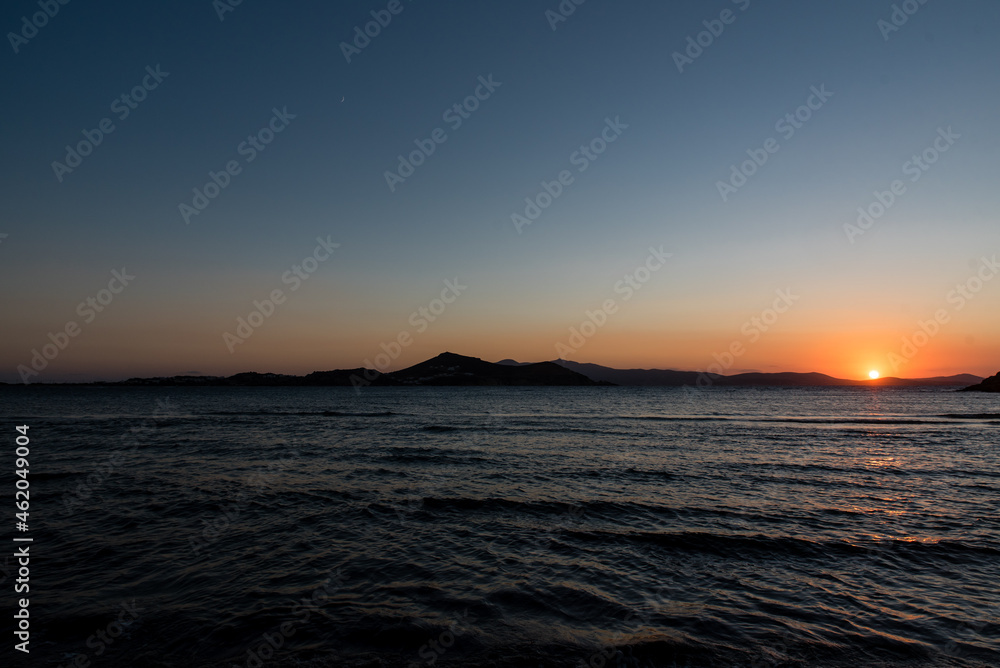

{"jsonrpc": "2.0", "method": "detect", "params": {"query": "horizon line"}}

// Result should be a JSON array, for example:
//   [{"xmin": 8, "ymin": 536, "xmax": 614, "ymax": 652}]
[{"xmin": 3, "ymin": 351, "xmax": 990, "ymax": 385}]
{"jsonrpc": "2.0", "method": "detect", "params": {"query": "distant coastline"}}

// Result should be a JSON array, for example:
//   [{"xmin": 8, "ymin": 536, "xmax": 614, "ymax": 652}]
[{"xmin": 2, "ymin": 352, "xmax": 991, "ymax": 389}]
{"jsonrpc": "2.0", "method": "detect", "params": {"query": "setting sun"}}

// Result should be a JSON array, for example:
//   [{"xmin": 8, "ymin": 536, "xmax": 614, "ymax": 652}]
[{"xmin": 869, "ymin": 370, "xmax": 880, "ymax": 379}]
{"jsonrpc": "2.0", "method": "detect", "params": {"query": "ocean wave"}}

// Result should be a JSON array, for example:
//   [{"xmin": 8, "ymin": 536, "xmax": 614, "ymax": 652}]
[
  {"xmin": 559, "ymin": 528, "xmax": 1000, "ymax": 561},
  {"xmin": 422, "ymin": 424, "xmax": 461, "ymax": 432},
  {"xmin": 627, "ymin": 414, "xmax": 997, "ymax": 425},
  {"xmin": 938, "ymin": 413, "xmax": 1000, "ymax": 419},
  {"xmin": 202, "ymin": 409, "xmax": 399, "ymax": 418}
]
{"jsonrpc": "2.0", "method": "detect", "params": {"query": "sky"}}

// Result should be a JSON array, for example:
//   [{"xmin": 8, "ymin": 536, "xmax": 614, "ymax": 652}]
[{"xmin": 1, "ymin": 0, "xmax": 999, "ymax": 383}]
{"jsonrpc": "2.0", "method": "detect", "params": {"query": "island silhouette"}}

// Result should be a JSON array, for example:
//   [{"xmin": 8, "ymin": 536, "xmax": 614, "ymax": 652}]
[
  {"xmin": 7, "ymin": 352, "xmax": 991, "ymax": 389},
  {"xmin": 959, "ymin": 371, "xmax": 1000, "ymax": 393}
]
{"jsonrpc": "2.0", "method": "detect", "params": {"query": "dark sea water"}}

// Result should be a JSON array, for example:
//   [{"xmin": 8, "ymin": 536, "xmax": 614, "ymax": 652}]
[{"xmin": 2, "ymin": 386, "xmax": 998, "ymax": 668}]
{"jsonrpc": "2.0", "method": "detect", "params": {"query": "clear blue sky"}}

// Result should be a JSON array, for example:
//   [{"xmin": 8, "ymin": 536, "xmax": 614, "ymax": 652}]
[{"xmin": 2, "ymin": 0, "xmax": 998, "ymax": 381}]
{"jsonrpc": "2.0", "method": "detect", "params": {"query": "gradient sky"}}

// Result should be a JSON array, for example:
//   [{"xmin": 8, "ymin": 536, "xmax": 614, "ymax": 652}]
[{"xmin": 2, "ymin": 0, "xmax": 999, "ymax": 382}]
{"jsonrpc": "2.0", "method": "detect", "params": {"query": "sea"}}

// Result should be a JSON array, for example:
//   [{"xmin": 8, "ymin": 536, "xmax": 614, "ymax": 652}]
[{"xmin": 2, "ymin": 385, "xmax": 998, "ymax": 667}]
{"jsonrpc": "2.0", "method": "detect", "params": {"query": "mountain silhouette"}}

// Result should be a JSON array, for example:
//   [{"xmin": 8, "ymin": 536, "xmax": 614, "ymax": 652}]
[
  {"xmin": 5, "ymin": 354, "xmax": 985, "ymax": 387},
  {"xmin": 387, "ymin": 352, "xmax": 605, "ymax": 385},
  {"xmin": 552, "ymin": 359, "xmax": 979, "ymax": 387}
]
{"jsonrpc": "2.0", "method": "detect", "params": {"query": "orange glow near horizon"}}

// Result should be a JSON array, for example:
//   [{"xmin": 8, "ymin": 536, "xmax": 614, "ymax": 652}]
[{"xmin": 2, "ymin": 309, "xmax": 998, "ymax": 382}]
